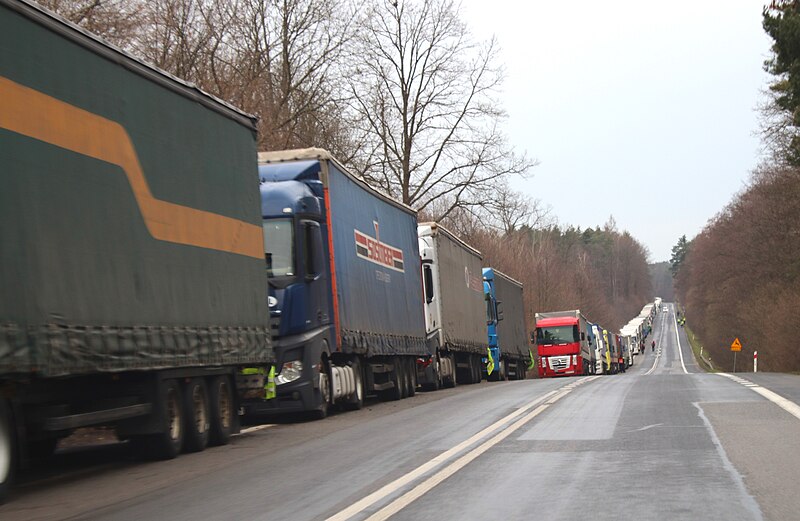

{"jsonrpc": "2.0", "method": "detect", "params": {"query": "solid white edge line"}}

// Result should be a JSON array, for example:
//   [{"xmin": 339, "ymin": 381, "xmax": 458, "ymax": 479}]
[
  {"xmin": 672, "ymin": 307, "xmax": 688, "ymax": 374},
  {"xmin": 717, "ymin": 373, "xmax": 800, "ymax": 421},
  {"xmin": 325, "ymin": 376, "xmax": 599, "ymax": 521}
]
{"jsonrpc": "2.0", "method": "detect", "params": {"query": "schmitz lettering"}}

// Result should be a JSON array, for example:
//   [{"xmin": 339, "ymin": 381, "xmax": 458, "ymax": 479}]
[{"xmin": 354, "ymin": 221, "xmax": 405, "ymax": 272}]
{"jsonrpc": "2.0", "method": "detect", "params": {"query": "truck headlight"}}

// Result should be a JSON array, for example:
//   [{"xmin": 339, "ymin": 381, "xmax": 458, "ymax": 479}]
[{"xmin": 276, "ymin": 360, "xmax": 303, "ymax": 385}]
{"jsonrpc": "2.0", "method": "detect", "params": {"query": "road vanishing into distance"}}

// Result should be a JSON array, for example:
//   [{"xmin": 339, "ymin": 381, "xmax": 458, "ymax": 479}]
[{"xmin": 2, "ymin": 304, "xmax": 799, "ymax": 521}]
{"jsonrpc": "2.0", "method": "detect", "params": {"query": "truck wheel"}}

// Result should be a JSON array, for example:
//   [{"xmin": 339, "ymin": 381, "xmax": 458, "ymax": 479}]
[
  {"xmin": 420, "ymin": 358, "xmax": 440, "ymax": 392},
  {"xmin": 208, "ymin": 375, "xmax": 234, "ymax": 446},
  {"xmin": 135, "ymin": 379, "xmax": 184, "ymax": 460},
  {"xmin": 182, "ymin": 379, "xmax": 210, "ymax": 453},
  {"xmin": 0, "ymin": 399, "xmax": 15, "ymax": 503},
  {"xmin": 379, "ymin": 358, "xmax": 402, "ymax": 402},
  {"xmin": 397, "ymin": 357, "xmax": 409, "ymax": 399},
  {"xmin": 444, "ymin": 355, "xmax": 457, "ymax": 388},
  {"xmin": 342, "ymin": 358, "xmax": 365, "ymax": 411},
  {"xmin": 406, "ymin": 358, "xmax": 417, "ymax": 397},
  {"xmin": 309, "ymin": 358, "xmax": 333, "ymax": 419}
]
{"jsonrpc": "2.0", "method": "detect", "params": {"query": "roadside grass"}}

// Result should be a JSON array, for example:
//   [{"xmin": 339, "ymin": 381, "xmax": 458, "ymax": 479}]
[
  {"xmin": 675, "ymin": 301, "xmax": 716, "ymax": 372},
  {"xmin": 684, "ymin": 325, "xmax": 716, "ymax": 372}
]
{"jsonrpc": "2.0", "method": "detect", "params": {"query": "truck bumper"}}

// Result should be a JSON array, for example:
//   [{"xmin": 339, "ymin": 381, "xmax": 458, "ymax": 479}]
[
  {"xmin": 242, "ymin": 378, "xmax": 316, "ymax": 416},
  {"xmin": 241, "ymin": 327, "xmax": 328, "ymax": 417}
]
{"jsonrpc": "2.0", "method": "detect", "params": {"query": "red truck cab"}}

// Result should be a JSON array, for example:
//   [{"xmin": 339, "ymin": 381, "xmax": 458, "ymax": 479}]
[{"xmin": 534, "ymin": 311, "xmax": 590, "ymax": 377}]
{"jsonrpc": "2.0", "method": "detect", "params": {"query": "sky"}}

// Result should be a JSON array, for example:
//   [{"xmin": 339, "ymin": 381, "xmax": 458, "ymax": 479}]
[{"xmin": 460, "ymin": 0, "xmax": 773, "ymax": 262}]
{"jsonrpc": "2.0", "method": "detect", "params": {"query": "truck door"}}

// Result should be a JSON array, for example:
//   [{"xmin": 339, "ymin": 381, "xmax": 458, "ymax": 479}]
[{"xmin": 302, "ymin": 220, "xmax": 329, "ymax": 329}]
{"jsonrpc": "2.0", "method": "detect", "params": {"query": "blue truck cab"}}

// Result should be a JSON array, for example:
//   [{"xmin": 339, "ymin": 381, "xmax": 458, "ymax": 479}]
[
  {"xmin": 482, "ymin": 268, "xmax": 503, "ymax": 379},
  {"xmin": 251, "ymin": 157, "xmax": 335, "ymax": 418},
  {"xmin": 247, "ymin": 149, "xmax": 428, "ymax": 419}
]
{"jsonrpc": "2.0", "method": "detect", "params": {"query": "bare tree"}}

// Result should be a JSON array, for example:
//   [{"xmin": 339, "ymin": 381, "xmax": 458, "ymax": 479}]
[
  {"xmin": 36, "ymin": 0, "xmax": 143, "ymax": 45},
  {"xmin": 485, "ymin": 182, "xmax": 551, "ymax": 234},
  {"xmin": 214, "ymin": 0, "xmax": 359, "ymax": 152},
  {"xmin": 347, "ymin": 0, "xmax": 534, "ymax": 218}
]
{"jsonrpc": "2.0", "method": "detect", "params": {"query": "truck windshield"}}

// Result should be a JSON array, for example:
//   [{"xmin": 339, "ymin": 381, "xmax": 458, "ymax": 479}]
[
  {"xmin": 263, "ymin": 218, "xmax": 295, "ymax": 277},
  {"xmin": 536, "ymin": 325, "xmax": 579, "ymax": 345}
]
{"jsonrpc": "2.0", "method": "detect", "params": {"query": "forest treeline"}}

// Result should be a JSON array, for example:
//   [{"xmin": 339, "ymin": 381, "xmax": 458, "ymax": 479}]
[
  {"xmin": 672, "ymin": 2, "xmax": 800, "ymax": 372},
  {"xmin": 673, "ymin": 166, "xmax": 800, "ymax": 372},
  {"xmin": 39, "ymin": 0, "xmax": 653, "ymax": 332},
  {"xmin": 458, "ymin": 220, "xmax": 652, "ymax": 333}
]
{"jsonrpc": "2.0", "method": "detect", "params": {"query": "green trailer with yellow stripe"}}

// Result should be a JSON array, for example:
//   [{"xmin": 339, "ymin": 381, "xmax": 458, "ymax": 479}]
[{"xmin": 0, "ymin": 0, "xmax": 273, "ymax": 500}]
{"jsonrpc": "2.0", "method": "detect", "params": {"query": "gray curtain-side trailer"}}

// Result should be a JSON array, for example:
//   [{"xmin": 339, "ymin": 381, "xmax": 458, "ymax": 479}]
[{"xmin": 419, "ymin": 223, "xmax": 487, "ymax": 387}]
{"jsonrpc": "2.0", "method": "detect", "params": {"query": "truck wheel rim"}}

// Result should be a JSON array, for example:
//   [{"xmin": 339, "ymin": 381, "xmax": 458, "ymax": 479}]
[
  {"xmin": 320, "ymin": 372, "xmax": 331, "ymax": 404},
  {"xmin": 167, "ymin": 389, "xmax": 181, "ymax": 441},
  {"xmin": 0, "ymin": 416, "xmax": 9, "ymax": 482},
  {"xmin": 355, "ymin": 370, "xmax": 363, "ymax": 401},
  {"xmin": 193, "ymin": 387, "xmax": 208, "ymax": 433}
]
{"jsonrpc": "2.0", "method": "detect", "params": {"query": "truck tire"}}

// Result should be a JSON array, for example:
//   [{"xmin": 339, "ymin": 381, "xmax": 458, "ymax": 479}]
[
  {"xmin": 342, "ymin": 358, "xmax": 365, "ymax": 411},
  {"xmin": 182, "ymin": 379, "xmax": 210, "ymax": 453},
  {"xmin": 406, "ymin": 358, "xmax": 417, "ymax": 397},
  {"xmin": 444, "ymin": 355, "xmax": 457, "ymax": 388},
  {"xmin": 208, "ymin": 375, "xmax": 234, "ymax": 446},
  {"xmin": 379, "ymin": 358, "xmax": 402, "ymax": 402},
  {"xmin": 309, "ymin": 357, "xmax": 333, "ymax": 419},
  {"xmin": 471, "ymin": 355, "xmax": 481, "ymax": 384},
  {"xmin": 0, "ymin": 399, "xmax": 15, "ymax": 503},
  {"xmin": 133, "ymin": 379, "xmax": 184, "ymax": 460},
  {"xmin": 397, "ymin": 357, "xmax": 409, "ymax": 399},
  {"xmin": 420, "ymin": 358, "xmax": 440, "ymax": 392}
]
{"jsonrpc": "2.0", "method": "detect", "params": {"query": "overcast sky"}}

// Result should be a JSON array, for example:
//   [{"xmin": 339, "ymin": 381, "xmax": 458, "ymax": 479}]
[{"xmin": 460, "ymin": 0, "xmax": 772, "ymax": 262}]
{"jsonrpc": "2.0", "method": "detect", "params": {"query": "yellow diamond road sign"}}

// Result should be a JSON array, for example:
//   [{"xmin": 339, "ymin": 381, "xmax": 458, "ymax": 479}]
[{"xmin": 731, "ymin": 337, "xmax": 743, "ymax": 352}]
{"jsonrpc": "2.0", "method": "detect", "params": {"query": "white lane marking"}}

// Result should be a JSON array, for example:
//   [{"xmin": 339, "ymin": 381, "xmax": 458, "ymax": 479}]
[
  {"xmin": 633, "ymin": 423, "xmax": 663, "ymax": 432},
  {"xmin": 717, "ymin": 373, "xmax": 800, "ymax": 421},
  {"xmin": 693, "ymin": 403, "xmax": 765, "ymax": 520},
  {"xmin": 325, "ymin": 376, "xmax": 599, "ymax": 521},
  {"xmin": 644, "ymin": 347, "xmax": 660, "ymax": 375},
  {"xmin": 238, "ymin": 424, "xmax": 275, "ymax": 435},
  {"xmin": 362, "ymin": 381, "xmax": 592, "ymax": 521},
  {"xmin": 644, "ymin": 309, "xmax": 668, "ymax": 375},
  {"xmin": 673, "ymin": 308, "xmax": 688, "ymax": 374}
]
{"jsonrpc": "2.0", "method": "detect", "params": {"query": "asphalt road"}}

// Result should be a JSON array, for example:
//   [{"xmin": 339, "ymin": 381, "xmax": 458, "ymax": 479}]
[{"xmin": 2, "ymin": 303, "xmax": 799, "ymax": 520}]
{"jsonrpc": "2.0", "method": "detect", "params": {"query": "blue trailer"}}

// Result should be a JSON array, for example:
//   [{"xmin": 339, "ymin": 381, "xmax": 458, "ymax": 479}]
[{"xmin": 246, "ymin": 149, "xmax": 428, "ymax": 419}]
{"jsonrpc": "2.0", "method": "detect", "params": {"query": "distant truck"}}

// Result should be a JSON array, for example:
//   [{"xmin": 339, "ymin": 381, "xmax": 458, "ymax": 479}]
[
  {"xmin": 605, "ymin": 330, "xmax": 622, "ymax": 373},
  {"xmin": 482, "ymin": 268, "xmax": 529, "ymax": 380},
  {"xmin": 0, "ymin": 0, "xmax": 273, "ymax": 500},
  {"xmin": 619, "ymin": 324, "xmax": 638, "ymax": 365},
  {"xmin": 534, "ymin": 310, "xmax": 595, "ymax": 377},
  {"xmin": 418, "ymin": 223, "xmax": 487, "ymax": 388},
  {"xmin": 589, "ymin": 322, "xmax": 608, "ymax": 374},
  {"xmin": 248, "ymin": 149, "xmax": 428, "ymax": 419}
]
